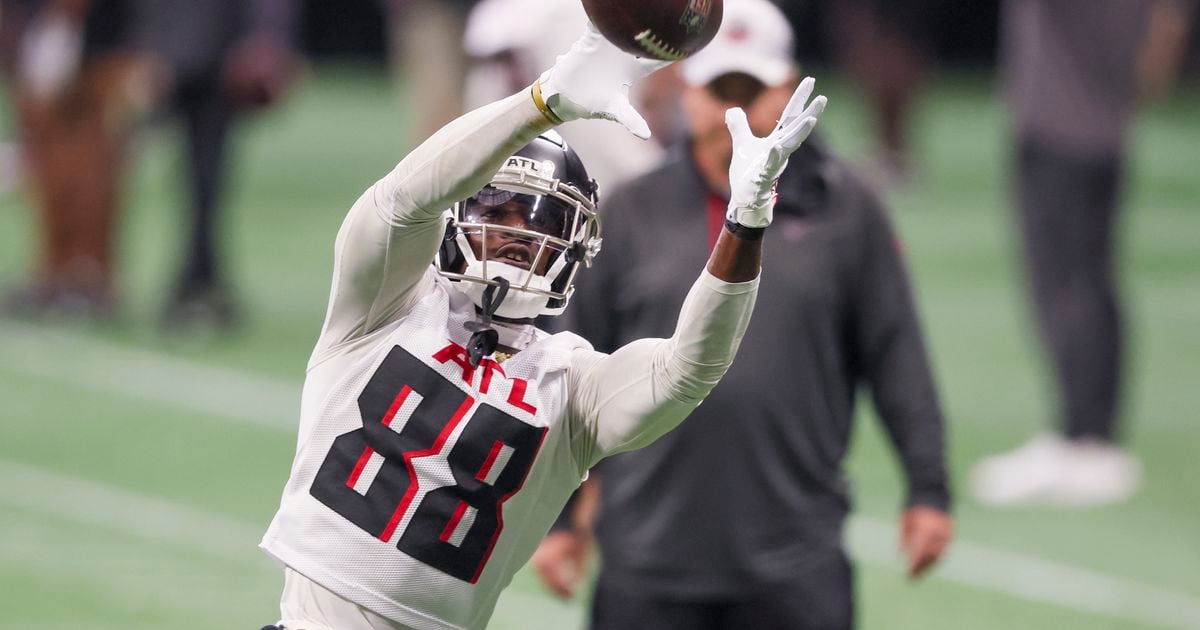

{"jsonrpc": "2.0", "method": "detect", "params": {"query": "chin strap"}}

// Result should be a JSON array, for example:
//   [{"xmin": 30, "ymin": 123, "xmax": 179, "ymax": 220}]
[{"xmin": 465, "ymin": 276, "xmax": 510, "ymax": 368}]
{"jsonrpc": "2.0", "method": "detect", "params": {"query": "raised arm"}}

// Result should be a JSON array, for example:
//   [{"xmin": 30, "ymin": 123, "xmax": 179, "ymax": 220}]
[
  {"xmin": 312, "ymin": 93, "xmax": 554, "ymax": 356},
  {"xmin": 313, "ymin": 25, "xmax": 667, "ymax": 358},
  {"xmin": 569, "ymin": 79, "xmax": 827, "ymax": 466}
]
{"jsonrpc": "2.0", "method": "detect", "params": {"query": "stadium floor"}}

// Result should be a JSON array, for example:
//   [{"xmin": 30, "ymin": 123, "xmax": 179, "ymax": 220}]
[{"xmin": 1, "ymin": 68, "xmax": 1197, "ymax": 629}]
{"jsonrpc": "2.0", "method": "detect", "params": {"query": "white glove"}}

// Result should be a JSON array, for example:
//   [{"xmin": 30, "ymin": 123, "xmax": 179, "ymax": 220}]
[
  {"xmin": 726, "ymin": 77, "xmax": 827, "ymax": 228},
  {"xmin": 536, "ymin": 24, "xmax": 671, "ymax": 140}
]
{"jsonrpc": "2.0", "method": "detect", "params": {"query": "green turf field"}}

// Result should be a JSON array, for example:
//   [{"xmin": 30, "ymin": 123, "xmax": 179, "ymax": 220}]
[{"xmin": 1, "ymin": 68, "xmax": 1197, "ymax": 629}]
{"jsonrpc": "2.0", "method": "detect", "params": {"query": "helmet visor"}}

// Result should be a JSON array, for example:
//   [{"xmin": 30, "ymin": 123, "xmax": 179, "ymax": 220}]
[{"xmin": 463, "ymin": 185, "xmax": 579, "ymax": 241}]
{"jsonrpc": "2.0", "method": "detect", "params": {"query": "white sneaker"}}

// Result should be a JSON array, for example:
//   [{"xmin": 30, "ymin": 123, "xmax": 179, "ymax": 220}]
[
  {"xmin": 970, "ymin": 434, "xmax": 1141, "ymax": 507},
  {"xmin": 970, "ymin": 434, "xmax": 1070, "ymax": 506},
  {"xmin": 1051, "ymin": 439, "xmax": 1142, "ymax": 506}
]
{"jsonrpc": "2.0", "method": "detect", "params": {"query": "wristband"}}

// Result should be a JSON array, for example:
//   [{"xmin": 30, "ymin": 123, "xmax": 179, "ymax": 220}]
[
  {"xmin": 724, "ymin": 219, "xmax": 766, "ymax": 241},
  {"xmin": 531, "ymin": 81, "xmax": 564, "ymax": 125}
]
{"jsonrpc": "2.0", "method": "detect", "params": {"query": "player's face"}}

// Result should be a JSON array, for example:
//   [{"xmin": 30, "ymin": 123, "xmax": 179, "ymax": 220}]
[
  {"xmin": 461, "ymin": 188, "xmax": 575, "ymax": 275},
  {"xmin": 684, "ymin": 72, "xmax": 798, "ymax": 169}
]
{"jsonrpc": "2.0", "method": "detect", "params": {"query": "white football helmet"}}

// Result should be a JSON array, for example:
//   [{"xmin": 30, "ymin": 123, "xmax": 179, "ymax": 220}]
[{"xmin": 436, "ymin": 131, "xmax": 601, "ymax": 320}]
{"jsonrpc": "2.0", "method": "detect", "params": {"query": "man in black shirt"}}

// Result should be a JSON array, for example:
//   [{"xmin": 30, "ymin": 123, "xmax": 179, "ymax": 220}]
[{"xmin": 532, "ymin": 1, "xmax": 952, "ymax": 628}]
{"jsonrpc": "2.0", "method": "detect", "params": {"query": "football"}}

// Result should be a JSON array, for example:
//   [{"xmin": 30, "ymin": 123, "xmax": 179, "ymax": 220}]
[{"xmin": 582, "ymin": 0, "xmax": 724, "ymax": 61}]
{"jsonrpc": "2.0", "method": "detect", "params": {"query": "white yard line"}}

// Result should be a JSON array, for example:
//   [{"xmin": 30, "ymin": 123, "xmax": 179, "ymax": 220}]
[
  {"xmin": 0, "ymin": 458, "xmax": 266, "ymax": 566},
  {"xmin": 0, "ymin": 321, "xmax": 300, "ymax": 429},
  {"xmin": 847, "ymin": 518, "xmax": 1200, "ymax": 629},
  {"xmin": 1, "ymin": 508, "xmax": 270, "ymax": 620},
  {"xmin": 3, "ymin": 322, "xmax": 1199, "ymax": 628}
]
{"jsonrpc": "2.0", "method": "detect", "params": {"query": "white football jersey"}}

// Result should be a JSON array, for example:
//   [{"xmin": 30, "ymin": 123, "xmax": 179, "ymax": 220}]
[
  {"xmin": 261, "ymin": 90, "xmax": 758, "ymax": 630},
  {"xmin": 262, "ymin": 272, "xmax": 591, "ymax": 629}
]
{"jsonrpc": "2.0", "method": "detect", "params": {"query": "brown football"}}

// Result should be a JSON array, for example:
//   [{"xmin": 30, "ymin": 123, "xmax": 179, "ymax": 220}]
[{"xmin": 582, "ymin": 0, "xmax": 724, "ymax": 61}]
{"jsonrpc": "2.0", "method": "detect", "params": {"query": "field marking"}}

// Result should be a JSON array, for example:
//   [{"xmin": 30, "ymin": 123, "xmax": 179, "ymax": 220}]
[
  {"xmin": 847, "ymin": 518, "xmax": 1200, "ymax": 629},
  {"xmin": 0, "ymin": 460, "xmax": 283, "ymax": 628},
  {"xmin": 3, "ymin": 322, "xmax": 1199, "ymax": 628},
  {"xmin": 0, "ymin": 321, "xmax": 300, "ymax": 429},
  {"xmin": 1, "ymin": 509, "xmax": 270, "ymax": 621},
  {"xmin": 0, "ymin": 458, "xmax": 267, "ymax": 566}
]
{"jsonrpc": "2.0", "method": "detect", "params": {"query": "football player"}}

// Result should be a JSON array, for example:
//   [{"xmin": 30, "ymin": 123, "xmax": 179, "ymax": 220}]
[{"xmin": 259, "ymin": 24, "xmax": 826, "ymax": 630}]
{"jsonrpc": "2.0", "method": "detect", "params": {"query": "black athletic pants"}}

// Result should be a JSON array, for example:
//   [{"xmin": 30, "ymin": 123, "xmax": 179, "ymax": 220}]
[
  {"xmin": 172, "ymin": 74, "xmax": 236, "ymax": 292},
  {"xmin": 590, "ymin": 551, "xmax": 854, "ymax": 630},
  {"xmin": 1015, "ymin": 138, "xmax": 1125, "ymax": 441}
]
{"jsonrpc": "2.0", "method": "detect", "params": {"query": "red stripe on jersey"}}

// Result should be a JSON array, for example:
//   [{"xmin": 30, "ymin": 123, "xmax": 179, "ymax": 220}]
[
  {"xmin": 439, "ymin": 500, "xmax": 470, "ymax": 543},
  {"xmin": 380, "ymin": 394, "xmax": 476, "ymax": 543},
  {"xmin": 345, "ymin": 447, "xmax": 375, "ymax": 489},
  {"xmin": 382, "ymin": 385, "xmax": 414, "ymax": 427},
  {"xmin": 475, "ymin": 440, "xmax": 505, "ymax": 483},
  {"xmin": 349, "ymin": 386, "xmax": 412, "ymax": 489},
  {"xmin": 470, "ymin": 426, "xmax": 549, "ymax": 583}
]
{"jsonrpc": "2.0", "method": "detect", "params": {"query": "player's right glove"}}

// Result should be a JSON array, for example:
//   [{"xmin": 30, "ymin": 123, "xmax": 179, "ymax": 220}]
[
  {"xmin": 725, "ymin": 77, "xmax": 827, "ymax": 229},
  {"xmin": 535, "ymin": 23, "xmax": 670, "ymax": 140}
]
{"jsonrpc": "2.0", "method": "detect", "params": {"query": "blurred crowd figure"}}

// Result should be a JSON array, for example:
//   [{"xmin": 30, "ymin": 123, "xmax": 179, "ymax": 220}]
[
  {"xmin": 826, "ymin": 0, "xmax": 936, "ymax": 187},
  {"xmin": 970, "ymin": 0, "xmax": 1195, "ymax": 507},
  {"xmin": 141, "ymin": 0, "xmax": 299, "ymax": 329},
  {"xmin": 532, "ymin": 2, "xmax": 952, "ymax": 628},
  {"xmin": 384, "ymin": 0, "xmax": 678, "ymax": 188},
  {"xmin": 381, "ymin": 0, "xmax": 471, "ymax": 148},
  {"xmin": 461, "ymin": 0, "xmax": 678, "ymax": 188},
  {"xmin": 1139, "ymin": 0, "xmax": 1197, "ymax": 100},
  {"xmin": 0, "ymin": 0, "xmax": 299, "ymax": 329},
  {"xmin": 0, "ymin": 0, "xmax": 144, "ymax": 319}
]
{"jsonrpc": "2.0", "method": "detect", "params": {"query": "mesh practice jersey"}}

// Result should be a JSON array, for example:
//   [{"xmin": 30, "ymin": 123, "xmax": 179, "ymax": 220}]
[{"xmin": 261, "ymin": 89, "xmax": 759, "ymax": 630}]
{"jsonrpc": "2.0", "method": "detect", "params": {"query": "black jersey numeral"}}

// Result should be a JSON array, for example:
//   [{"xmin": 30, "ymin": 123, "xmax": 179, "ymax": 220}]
[{"xmin": 310, "ymin": 346, "xmax": 546, "ymax": 582}]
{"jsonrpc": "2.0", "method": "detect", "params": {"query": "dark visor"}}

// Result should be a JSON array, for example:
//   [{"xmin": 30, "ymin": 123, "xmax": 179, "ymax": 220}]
[{"xmin": 464, "ymin": 186, "xmax": 576, "ymax": 240}]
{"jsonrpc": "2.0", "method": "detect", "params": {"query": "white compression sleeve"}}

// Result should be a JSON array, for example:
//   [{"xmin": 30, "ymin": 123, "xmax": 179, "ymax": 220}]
[{"xmin": 568, "ymin": 269, "xmax": 759, "ymax": 468}]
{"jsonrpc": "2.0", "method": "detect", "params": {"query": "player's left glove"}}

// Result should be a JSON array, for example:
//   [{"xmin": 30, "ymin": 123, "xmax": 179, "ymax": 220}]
[
  {"xmin": 535, "ymin": 23, "xmax": 670, "ymax": 140},
  {"xmin": 725, "ymin": 77, "xmax": 827, "ymax": 229}
]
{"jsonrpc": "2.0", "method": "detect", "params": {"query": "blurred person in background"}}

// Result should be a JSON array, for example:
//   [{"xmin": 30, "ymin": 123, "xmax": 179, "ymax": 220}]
[
  {"xmin": 827, "ymin": 0, "xmax": 938, "ymax": 187},
  {"xmin": 0, "ymin": 0, "xmax": 146, "ymax": 319},
  {"xmin": 532, "ymin": 2, "xmax": 952, "ymax": 628},
  {"xmin": 383, "ymin": 0, "xmax": 475, "ymax": 149},
  {"xmin": 138, "ymin": 0, "xmax": 300, "ymax": 330},
  {"xmin": 0, "ymin": 0, "xmax": 299, "ymax": 328},
  {"xmin": 969, "ymin": 0, "xmax": 1160, "ymax": 507},
  {"xmin": 1138, "ymin": 0, "xmax": 1196, "ymax": 101},
  {"xmin": 461, "ymin": 0, "xmax": 678, "ymax": 188}
]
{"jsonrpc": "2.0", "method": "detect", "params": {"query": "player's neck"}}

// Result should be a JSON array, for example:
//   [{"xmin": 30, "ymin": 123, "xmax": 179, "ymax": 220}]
[{"xmin": 491, "ymin": 318, "xmax": 538, "ymax": 351}]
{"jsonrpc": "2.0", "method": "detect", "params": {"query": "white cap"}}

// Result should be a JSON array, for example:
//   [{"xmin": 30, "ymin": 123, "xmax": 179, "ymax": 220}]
[
  {"xmin": 681, "ymin": 0, "xmax": 795, "ymax": 88},
  {"xmin": 464, "ymin": 0, "xmax": 584, "ymax": 57}
]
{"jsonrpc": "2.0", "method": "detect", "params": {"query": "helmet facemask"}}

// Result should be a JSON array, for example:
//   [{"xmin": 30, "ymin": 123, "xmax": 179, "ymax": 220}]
[{"xmin": 437, "ymin": 153, "xmax": 601, "ymax": 321}]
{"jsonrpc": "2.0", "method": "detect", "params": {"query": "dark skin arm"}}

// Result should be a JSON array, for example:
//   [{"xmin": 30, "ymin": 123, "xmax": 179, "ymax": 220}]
[{"xmin": 706, "ymin": 226, "xmax": 762, "ymax": 283}]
